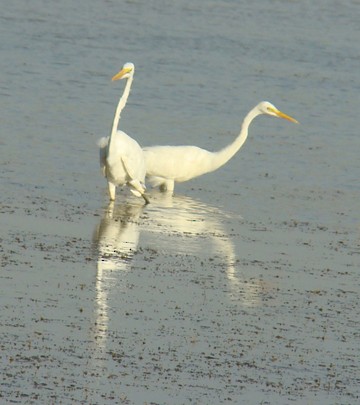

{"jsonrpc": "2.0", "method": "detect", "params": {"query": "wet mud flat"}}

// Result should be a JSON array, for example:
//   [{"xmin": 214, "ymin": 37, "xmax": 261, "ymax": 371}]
[{"xmin": 1, "ymin": 186, "xmax": 359, "ymax": 405}]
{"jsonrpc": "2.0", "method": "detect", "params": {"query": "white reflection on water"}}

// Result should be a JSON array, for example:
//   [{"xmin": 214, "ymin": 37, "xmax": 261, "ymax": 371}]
[
  {"xmin": 92, "ymin": 201, "xmax": 144, "ymax": 344},
  {"xmin": 92, "ymin": 193, "xmax": 263, "ymax": 348},
  {"xmin": 143, "ymin": 192, "xmax": 265, "ymax": 306}
]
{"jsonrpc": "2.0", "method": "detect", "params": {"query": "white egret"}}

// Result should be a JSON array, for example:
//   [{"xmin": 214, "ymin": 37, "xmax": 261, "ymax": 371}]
[
  {"xmin": 98, "ymin": 63, "xmax": 149, "ymax": 204},
  {"xmin": 143, "ymin": 101, "xmax": 298, "ymax": 192}
]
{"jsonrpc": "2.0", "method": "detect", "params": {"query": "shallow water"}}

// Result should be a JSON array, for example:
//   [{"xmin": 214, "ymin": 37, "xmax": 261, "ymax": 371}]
[{"xmin": 1, "ymin": 0, "xmax": 359, "ymax": 403}]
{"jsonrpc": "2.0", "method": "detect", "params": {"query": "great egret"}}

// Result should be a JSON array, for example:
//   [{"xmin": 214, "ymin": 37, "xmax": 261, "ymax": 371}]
[
  {"xmin": 98, "ymin": 63, "xmax": 149, "ymax": 204},
  {"xmin": 143, "ymin": 101, "xmax": 298, "ymax": 192}
]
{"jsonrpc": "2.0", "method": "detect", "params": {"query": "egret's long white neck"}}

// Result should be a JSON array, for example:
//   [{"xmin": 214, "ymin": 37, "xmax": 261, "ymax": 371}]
[
  {"xmin": 211, "ymin": 105, "xmax": 262, "ymax": 171},
  {"xmin": 107, "ymin": 73, "xmax": 133, "ymax": 154}
]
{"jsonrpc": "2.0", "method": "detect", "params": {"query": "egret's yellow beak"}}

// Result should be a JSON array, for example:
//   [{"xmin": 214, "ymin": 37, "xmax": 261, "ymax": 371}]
[
  {"xmin": 112, "ymin": 67, "xmax": 132, "ymax": 81},
  {"xmin": 273, "ymin": 108, "xmax": 299, "ymax": 124}
]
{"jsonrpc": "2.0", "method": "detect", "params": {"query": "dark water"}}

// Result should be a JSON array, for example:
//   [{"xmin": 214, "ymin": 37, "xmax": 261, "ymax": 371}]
[{"xmin": 1, "ymin": 0, "xmax": 359, "ymax": 403}]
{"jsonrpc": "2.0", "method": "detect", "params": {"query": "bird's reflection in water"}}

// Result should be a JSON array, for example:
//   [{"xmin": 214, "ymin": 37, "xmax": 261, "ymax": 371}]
[
  {"xmin": 94, "ymin": 201, "xmax": 143, "ymax": 273},
  {"xmin": 143, "ymin": 192, "xmax": 264, "ymax": 306},
  {"xmin": 92, "ymin": 200, "xmax": 144, "ymax": 345},
  {"xmin": 92, "ymin": 192, "xmax": 266, "ymax": 349}
]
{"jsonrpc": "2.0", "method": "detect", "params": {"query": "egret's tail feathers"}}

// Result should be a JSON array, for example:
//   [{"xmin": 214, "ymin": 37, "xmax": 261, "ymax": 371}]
[
  {"xmin": 130, "ymin": 189, "xmax": 142, "ymax": 197},
  {"xmin": 98, "ymin": 137, "xmax": 109, "ymax": 176},
  {"xmin": 97, "ymin": 136, "xmax": 109, "ymax": 148},
  {"xmin": 129, "ymin": 179, "xmax": 146, "ymax": 197}
]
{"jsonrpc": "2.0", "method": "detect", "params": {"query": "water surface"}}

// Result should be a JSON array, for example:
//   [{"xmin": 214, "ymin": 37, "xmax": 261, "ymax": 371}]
[{"xmin": 1, "ymin": 0, "xmax": 359, "ymax": 403}]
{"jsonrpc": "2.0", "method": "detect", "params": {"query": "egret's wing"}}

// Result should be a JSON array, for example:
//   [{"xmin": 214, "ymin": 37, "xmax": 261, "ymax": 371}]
[
  {"xmin": 143, "ymin": 145, "xmax": 213, "ymax": 181},
  {"xmin": 121, "ymin": 155, "xmax": 136, "ymax": 181}
]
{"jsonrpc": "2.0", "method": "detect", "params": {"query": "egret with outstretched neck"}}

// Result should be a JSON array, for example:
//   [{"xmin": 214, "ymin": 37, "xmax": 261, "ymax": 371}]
[
  {"xmin": 98, "ymin": 63, "xmax": 149, "ymax": 204},
  {"xmin": 143, "ymin": 101, "xmax": 298, "ymax": 192}
]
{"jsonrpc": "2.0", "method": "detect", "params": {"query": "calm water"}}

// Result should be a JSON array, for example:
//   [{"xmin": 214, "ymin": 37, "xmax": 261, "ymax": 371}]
[{"xmin": 1, "ymin": 0, "xmax": 359, "ymax": 403}]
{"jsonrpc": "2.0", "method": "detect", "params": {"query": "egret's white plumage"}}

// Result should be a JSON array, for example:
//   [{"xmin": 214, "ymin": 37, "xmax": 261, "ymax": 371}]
[
  {"xmin": 98, "ymin": 63, "xmax": 149, "ymax": 204},
  {"xmin": 143, "ymin": 101, "xmax": 298, "ymax": 192}
]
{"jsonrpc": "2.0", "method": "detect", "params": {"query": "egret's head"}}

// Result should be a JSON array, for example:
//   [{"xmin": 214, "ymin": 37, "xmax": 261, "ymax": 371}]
[
  {"xmin": 112, "ymin": 62, "xmax": 135, "ymax": 81},
  {"xmin": 259, "ymin": 101, "xmax": 299, "ymax": 123}
]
